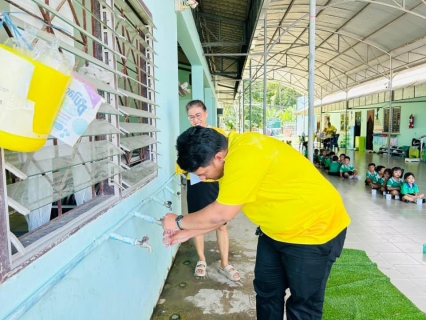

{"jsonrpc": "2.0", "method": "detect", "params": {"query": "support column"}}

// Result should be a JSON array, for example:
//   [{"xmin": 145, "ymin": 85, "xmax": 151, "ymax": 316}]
[
  {"xmin": 307, "ymin": 0, "xmax": 316, "ymax": 162},
  {"xmin": 204, "ymin": 87, "xmax": 213, "ymax": 126},
  {"xmin": 249, "ymin": 59, "xmax": 253, "ymax": 132},
  {"xmin": 263, "ymin": 13, "xmax": 267, "ymax": 135},
  {"xmin": 242, "ymin": 81, "xmax": 245, "ymax": 132},
  {"xmin": 387, "ymin": 57, "xmax": 393, "ymax": 163},
  {"xmin": 191, "ymin": 65, "xmax": 204, "ymax": 101},
  {"xmin": 211, "ymin": 96, "xmax": 217, "ymax": 127}
]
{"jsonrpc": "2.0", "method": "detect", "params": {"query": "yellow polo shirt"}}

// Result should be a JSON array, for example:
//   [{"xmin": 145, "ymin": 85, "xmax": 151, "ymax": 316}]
[
  {"xmin": 324, "ymin": 125, "xmax": 337, "ymax": 136},
  {"xmin": 217, "ymin": 131, "xmax": 350, "ymax": 244},
  {"xmin": 176, "ymin": 126, "xmax": 227, "ymax": 182}
]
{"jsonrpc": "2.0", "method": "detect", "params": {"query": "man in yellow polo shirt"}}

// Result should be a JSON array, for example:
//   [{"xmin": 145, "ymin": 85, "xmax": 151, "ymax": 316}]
[{"xmin": 163, "ymin": 126, "xmax": 350, "ymax": 320}]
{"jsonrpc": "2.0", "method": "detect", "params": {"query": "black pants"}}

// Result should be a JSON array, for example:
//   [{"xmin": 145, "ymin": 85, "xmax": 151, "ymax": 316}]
[
  {"xmin": 187, "ymin": 181, "xmax": 219, "ymax": 213},
  {"xmin": 254, "ymin": 228, "xmax": 347, "ymax": 320}
]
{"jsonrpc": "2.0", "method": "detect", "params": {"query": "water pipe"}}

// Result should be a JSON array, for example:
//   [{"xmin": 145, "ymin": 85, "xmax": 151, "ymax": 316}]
[
  {"xmin": 5, "ymin": 174, "xmax": 178, "ymax": 320},
  {"xmin": 150, "ymin": 196, "xmax": 172, "ymax": 209},
  {"xmin": 172, "ymin": 175, "xmax": 184, "ymax": 187},
  {"xmin": 165, "ymin": 186, "xmax": 181, "ymax": 197},
  {"xmin": 109, "ymin": 233, "xmax": 153, "ymax": 252},
  {"xmin": 133, "ymin": 212, "xmax": 163, "ymax": 226}
]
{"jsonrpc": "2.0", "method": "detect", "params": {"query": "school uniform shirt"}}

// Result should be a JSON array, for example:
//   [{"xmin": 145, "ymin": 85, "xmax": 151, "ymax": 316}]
[
  {"xmin": 401, "ymin": 182, "xmax": 419, "ymax": 195},
  {"xmin": 365, "ymin": 171, "xmax": 379, "ymax": 183},
  {"xmin": 216, "ymin": 131, "xmax": 351, "ymax": 245},
  {"xmin": 387, "ymin": 177, "xmax": 403, "ymax": 188},
  {"xmin": 339, "ymin": 164, "xmax": 355, "ymax": 173},
  {"xmin": 329, "ymin": 162, "xmax": 340, "ymax": 173},
  {"xmin": 378, "ymin": 177, "xmax": 386, "ymax": 186},
  {"xmin": 325, "ymin": 157, "xmax": 332, "ymax": 167}
]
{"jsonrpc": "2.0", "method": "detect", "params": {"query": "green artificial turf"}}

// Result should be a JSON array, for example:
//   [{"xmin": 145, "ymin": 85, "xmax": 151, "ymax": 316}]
[{"xmin": 323, "ymin": 249, "xmax": 426, "ymax": 320}]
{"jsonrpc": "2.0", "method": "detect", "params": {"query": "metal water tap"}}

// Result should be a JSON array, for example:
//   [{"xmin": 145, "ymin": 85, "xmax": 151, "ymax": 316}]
[{"xmin": 136, "ymin": 236, "xmax": 152, "ymax": 252}]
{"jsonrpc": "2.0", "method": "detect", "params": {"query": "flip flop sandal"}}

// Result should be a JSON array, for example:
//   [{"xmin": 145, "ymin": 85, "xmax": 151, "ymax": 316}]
[
  {"xmin": 194, "ymin": 261, "xmax": 207, "ymax": 277},
  {"xmin": 219, "ymin": 264, "xmax": 240, "ymax": 281}
]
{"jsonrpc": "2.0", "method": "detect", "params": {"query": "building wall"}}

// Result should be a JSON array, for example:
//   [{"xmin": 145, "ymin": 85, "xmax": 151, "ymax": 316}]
[
  {"xmin": 179, "ymin": 68, "xmax": 192, "ymax": 133},
  {"xmin": 177, "ymin": 10, "xmax": 218, "ymax": 131},
  {"xmin": 312, "ymin": 97, "xmax": 426, "ymax": 152},
  {"xmin": 0, "ymin": 1, "xmax": 210, "ymax": 319}
]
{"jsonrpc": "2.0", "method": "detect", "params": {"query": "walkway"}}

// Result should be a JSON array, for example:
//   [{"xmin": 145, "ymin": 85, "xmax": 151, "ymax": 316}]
[{"xmin": 152, "ymin": 150, "xmax": 426, "ymax": 319}]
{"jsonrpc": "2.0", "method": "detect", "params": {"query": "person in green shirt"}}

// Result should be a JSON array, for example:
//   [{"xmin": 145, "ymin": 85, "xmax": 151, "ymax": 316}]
[
  {"xmin": 319, "ymin": 149, "xmax": 327, "ymax": 168},
  {"xmin": 380, "ymin": 168, "xmax": 392, "ymax": 194},
  {"xmin": 400, "ymin": 172, "xmax": 425, "ymax": 203},
  {"xmin": 365, "ymin": 162, "xmax": 379, "ymax": 186},
  {"xmin": 324, "ymin": 151, "xmax": 335, "ymax": 171},
  {"xmin": 328, "ymin": 156, "xmax": 341, "ymax": 176},
  {"xmin": 339, "ymin": 156, "xmax": 360, "ymax": 179},
  {"xmin": 387, "ymin": 167, "xmax": 403, "ymax": 197},
  {"xmin": 313, "ymin": 149, "xmax": 320, "ymax": 166},
  {"xmin": 371, "ymin": 165, "xmax": 385, "ymax": 190}
]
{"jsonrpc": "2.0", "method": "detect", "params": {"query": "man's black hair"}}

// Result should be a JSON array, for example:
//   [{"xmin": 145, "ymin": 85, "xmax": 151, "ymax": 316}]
[
  {"xmin": 176, "ymin": 126, "xmax": 227, "ymax": 172},
  {"xmin": 368, "ymin": 162, "xmax": 375, "ymax": 167}
]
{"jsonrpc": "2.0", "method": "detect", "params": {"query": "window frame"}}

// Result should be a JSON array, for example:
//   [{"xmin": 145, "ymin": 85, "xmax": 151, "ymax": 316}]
[
  {"xmin": 0, "ymin": 0, "xmax": 158, "ymax": 281},
  {"xmin": 383, "ymin": 106, "xmax": 401, "ymax": 134}
]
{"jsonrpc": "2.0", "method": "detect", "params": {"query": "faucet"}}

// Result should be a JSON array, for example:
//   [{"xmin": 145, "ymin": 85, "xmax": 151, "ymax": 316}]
[
  {"xmin": 151, "ymin": 196, "xmax": 172, "ymax": 209},
  {"xmin": 136, "ymin": 236, "xmax": 152, "ymax": 252}
]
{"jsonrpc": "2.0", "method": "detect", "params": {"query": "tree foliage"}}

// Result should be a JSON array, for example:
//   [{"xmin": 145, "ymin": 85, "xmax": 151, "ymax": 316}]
[{"xmin": 221, "ymin": 82, "xmax": 300, "ymax": 131}]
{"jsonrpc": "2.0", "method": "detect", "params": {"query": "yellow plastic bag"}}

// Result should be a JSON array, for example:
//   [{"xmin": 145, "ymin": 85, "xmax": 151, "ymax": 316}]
[
  {"xmin": 0, "ymin": 44, "xmax": 46, "ymax": 151},
  {"xmin": 0, "ymin": 44, "xmax": 71, "ymax": 152}
]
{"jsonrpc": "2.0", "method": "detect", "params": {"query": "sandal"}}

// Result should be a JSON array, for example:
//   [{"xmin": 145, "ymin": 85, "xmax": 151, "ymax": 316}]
[
  {"xmin": 194, "ymin": 261, "xmax": 207, "ymax": 277},
  {"xmin": 219, "ymin": 264, "xmax": 240, "ymax": 281}
]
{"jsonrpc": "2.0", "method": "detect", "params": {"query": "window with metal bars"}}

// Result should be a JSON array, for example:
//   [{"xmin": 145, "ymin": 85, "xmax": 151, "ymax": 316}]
[{"xmin": 0, "ymin": 0, "xmax": 157, "ymax": 275}]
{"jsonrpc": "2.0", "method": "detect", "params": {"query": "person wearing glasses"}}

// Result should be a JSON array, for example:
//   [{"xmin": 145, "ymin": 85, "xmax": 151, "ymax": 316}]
[{"xmin": 177, "ymin": 100, "xmax": 240, "ymax": 281}]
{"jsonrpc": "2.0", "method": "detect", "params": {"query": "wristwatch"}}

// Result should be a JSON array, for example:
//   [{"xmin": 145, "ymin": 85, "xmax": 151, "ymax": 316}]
[{"xmin": 175, "ymin": 215, "xmax": 184, "ymax": 230}]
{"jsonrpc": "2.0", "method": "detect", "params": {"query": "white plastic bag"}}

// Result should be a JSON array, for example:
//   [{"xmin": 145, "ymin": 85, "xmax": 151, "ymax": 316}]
[
  {"xmin": 0, "ymin": 45, "xmax": 42, "ymax": 139},
  {"xmin": 50, "ymin": 74, "xmax": 103, "ymax": 146}
]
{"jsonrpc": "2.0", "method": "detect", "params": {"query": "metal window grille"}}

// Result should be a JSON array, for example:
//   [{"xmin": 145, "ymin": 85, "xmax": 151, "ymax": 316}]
[{"xmin": 0, "ymin": 0, "xmax": 157, "ymax": 280}]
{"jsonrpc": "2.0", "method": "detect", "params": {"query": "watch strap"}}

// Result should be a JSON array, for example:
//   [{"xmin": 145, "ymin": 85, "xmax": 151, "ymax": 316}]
[{"xmin": 175, "ymin": 215, "xmax": 184, "ymax": 230}]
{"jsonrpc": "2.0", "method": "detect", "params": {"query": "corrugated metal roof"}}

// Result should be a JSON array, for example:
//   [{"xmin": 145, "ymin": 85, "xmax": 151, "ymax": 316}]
[
  {"xmin": 243, "ymin": 0, "xmax": 426, "ymax": 100},
  {"xmin": 190, "ymin": 0, "xmax": 426, "ymax": 103},
  {"xmin": 192, "ymin": 0, "xmax": 264, "ymax": 101}
]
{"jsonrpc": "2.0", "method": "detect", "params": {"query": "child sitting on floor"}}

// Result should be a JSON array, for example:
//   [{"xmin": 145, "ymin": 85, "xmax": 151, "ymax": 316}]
[
  {"xmin": 340, "ymin": 156, "xmax": 360, "ymax": 179},
  {"xmin": 313, "ymin": 149, "xmax": 320, "ymax": 166},
  {"xmin": 386, "ymin": 166, "xmax": 403, "ymax": 197},
  {"xmin": 371, "ymin": 165, "xmax": 385, "ymax": 189},
  {"xmin": 319, "ymin": 149, "xmax": 327, "ymax": 168},
  {"xmin": 400, "ymin": 172, "xmax": 425, "ymax": 203},
  {"xmin": 339, "ymin": 153, "xmax": 346, "ymax": 164},
  {"xmin": 365, "ymin": 162, "xmax": 379, "ymax": 186},
  {"xmin": 327, "ymin": 156, "xmax": 340, "ymax": 176},
  {"xmin": 380, "ymin": 168, "xmax": 392, "ymax": 194},
  {"xmin": 324, "ymin": 151, "xmax": 335, "ymax": 171}
]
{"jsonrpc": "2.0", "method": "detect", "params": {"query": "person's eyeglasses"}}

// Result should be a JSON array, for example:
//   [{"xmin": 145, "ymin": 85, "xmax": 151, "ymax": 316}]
[{"xmin": 188, "ymin": 113, "xmax": 203, "ymax": 121}]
